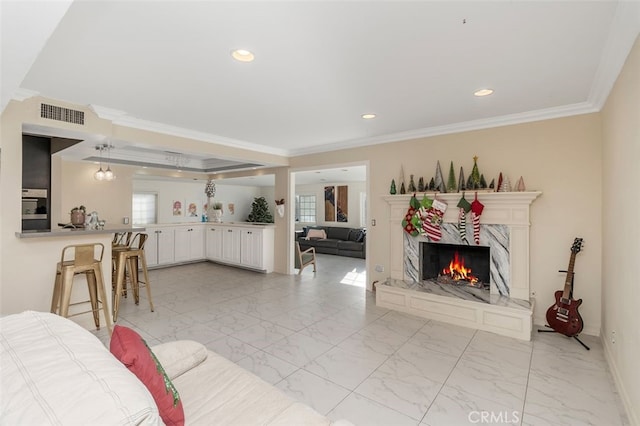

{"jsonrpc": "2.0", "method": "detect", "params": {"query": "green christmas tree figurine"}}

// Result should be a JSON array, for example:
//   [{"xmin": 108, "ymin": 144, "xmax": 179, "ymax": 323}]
[
  {"xmin": 390, "ymin": 179, "xmax": 397, "ymax": 194},
  {"xmin": 447, "ymin": 161, "xmax": 457, "ymax": 193},
  {"xmin": 480, "ymin": 174, "xmax": 487, "ymax": 189},
  {"xmin": 428, "ymin": 177, "xmax": 436, "ymax": 191},
  {"xmin": 247, "ymin": 196, "xmax": 274, "ymax": 223},
  {"xmin": 408, "ymin": 175, "xmax": 416, "ymax": 192},
  {"xmin": 470, "ymin": 156, "xmax": 481, "ymax": 189},
  {"xmin": 400, "ymin": 181, "xmax": 406, "ymax": 194},
  {"xmin": 418, "ymin": 177, "xmax": 425, "ymax": 192}
]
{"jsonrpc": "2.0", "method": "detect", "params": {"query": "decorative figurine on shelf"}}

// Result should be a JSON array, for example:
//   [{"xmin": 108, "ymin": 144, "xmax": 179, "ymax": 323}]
[
  {"xmin": 428, "ymin": 177, "xmax": 436, "ymax": 191},
  {"xmin": 499, "ymin": 175, "xmax": 512, "ymax": 192},
  {"xmin": 408, "ymin": 175, "xmax": 416, "ymax": 192},
  {"xmin": 516, "ymin": 176, "xmax": 526, "ymax": 191},
  {"xmin": 400, "ymin": 181, "xmax": 406, "ymax": 194},
  {"xmin": 458, "ymin": 167, "xmax": 466, "ymax": 192},
  {"xmin": 470, "ymin": 156, "xmax": 482, "ymax": 189},
  {"xmin": 418, "ymin": 177, "xmax": 425, "ymax": 192},
  {"xmin": 390, "ymin": 179, "xmax": 397, "ymax": 195},
  {"xmin": 434, "ymin": 161, "xmax": 445, "ymax": 193},
  {"xmin": 447, "ymin": 161, "xmax": 457, "ymax": 193},
  {"xmin": 489, "ymin": 178, "xmax": 495, "ymax": 190},
  {"xmin": 480, "ymin": 174, "xmax": 487, "ymax": 189}
]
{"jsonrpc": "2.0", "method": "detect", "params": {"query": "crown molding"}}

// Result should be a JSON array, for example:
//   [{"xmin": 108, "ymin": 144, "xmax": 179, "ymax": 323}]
[
  {"xmin": 11, "ymin": 88, "xmax": 40, "ymax": 102},
  {"xmin": 289, "ymin": 101, "xmax": 599, "ymax": 157},
  {"xmin": 89, "ymin": 104, "xmax": 289, "ymax": 157},
  {"xmin": 588, "ymin": 1, "xmax": 640, "ymax": 110}
]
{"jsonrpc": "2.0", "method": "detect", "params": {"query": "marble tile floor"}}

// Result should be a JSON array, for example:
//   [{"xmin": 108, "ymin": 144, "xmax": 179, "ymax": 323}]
[{"xmin": 92, "ymin": 255, "xmax": 628, "ymax": 426}]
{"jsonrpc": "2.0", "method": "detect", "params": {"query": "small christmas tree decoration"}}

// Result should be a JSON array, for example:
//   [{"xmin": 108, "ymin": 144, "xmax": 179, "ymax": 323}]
[
  {"xmin": 489, "ymin": 178, "xmax": 495, "ymax": 190},
  {"xmin": 428, "ymin": 177, "xmax": 436, "ymax": 191},
  {"xmin": 516, "ymin": 176, "xmax": 526, "ymax": 191},
  {"xmin": 480, "ymin": 174, "xmax": 487, "ymax": 189},
  {"xmin": 470, "ymin": 156, "xmax": 481, "ymax": 189},
  {"xmin": 390, "ymin": 179, "xmax": 397, "ymax": 195},
  {"xmin": 456, "ymin": 193, "xmax": 472, "ymax": 243},
  {"xmin": 434, "ymin": 161, "xmax": 445, "ymax": 192},
  {"xmin": 447, "ymin": 161, "xmax": 457, "ymax": 193},
  {"xmin": 471, "ymin": 193, "xmax": 485, "ymax": 245},
  {"xmin": 499, "ymin": 176, "xmax": 512, "ymax": 192},
  {"xmin": 497, "ymin": 173, "xmax": 503, "ymax": 192},
  {"xmin": 408, "ymin": 175, "xmax": 417, "ymax": 192},
  {"xmin": 458, "ymin": 167, "xmax": 466, "ymax": 192},
  {"xmin": 422, "ymin": 197, "xmax": 448, "ymax": 242},
  {"xmin": 400, "ymin": 165, "xmax": 406, "ymax": 187},
  {"xmin": 400, "ymin": 181, "xmax": 406, "ymax": 194},
  {"xmin": 466, "ymin": 175, "xmax": 474, "ymax": 190},
  {"xmin": 247, "ymin": 197, "xmax": 274, "ymax": 223},
  {"xmin": 401, "ymin": 194, "xmax": 421, "ymax": 237},
  {"xmin": 204, "ymin": 179, "xmax": 217, "ymax": 198},
  {"xmin": 418, "ymin": 177, "xmax": 425, "ymax": 192}
]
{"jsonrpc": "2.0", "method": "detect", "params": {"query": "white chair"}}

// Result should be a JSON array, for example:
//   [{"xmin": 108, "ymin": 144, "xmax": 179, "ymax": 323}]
[{"xmin": 295, "ymin": 242, "xmax": 317, "ymax": 274}]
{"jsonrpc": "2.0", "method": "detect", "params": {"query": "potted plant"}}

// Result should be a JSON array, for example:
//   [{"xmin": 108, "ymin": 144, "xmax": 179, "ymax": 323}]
[
  {"xmin": 70, "ymin": 205, "xmax": 86, "ymax": 225},
  {"xmin": 209, "ymin": 202, "xmax": 223, "ymax": 223}
]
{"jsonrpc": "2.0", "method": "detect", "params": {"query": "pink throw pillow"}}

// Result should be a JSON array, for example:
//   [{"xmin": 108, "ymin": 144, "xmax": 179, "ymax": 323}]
[
  {"xmin": 306, "ymin": 229, "xmax": 326, "ymax": 240},
  {"xmin": 110, "ymin": 325, "xmax": 185, "ymax": 426}
]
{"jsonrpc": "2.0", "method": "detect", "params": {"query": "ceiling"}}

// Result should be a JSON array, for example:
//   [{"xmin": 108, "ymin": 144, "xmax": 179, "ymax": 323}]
[{"xmin": 2, "ymin": 1, "xmax": 639, "ymax": 168}]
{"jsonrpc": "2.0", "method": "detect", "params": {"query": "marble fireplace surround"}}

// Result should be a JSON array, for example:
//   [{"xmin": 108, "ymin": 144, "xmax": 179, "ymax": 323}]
[{"xmin": 377, "ymin": 192, "xmax": 541, "ymax": 340}]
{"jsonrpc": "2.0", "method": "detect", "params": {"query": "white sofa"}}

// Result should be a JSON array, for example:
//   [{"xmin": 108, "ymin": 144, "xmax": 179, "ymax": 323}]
[{"xmin": 0, "ymin": 311, "xmax": 350, "ymax": 425}]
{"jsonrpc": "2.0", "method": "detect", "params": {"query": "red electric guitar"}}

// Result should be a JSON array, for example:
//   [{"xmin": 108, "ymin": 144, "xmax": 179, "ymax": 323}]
[{"xmin": 545, "ymin": 238, "xmax": 584, "ymax": 337}]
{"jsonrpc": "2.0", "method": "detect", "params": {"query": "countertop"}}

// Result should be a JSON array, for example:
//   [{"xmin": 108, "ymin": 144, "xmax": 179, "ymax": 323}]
[{"xmin": 16, "ymin": 226, "xmax": 146, "ymax": 239}]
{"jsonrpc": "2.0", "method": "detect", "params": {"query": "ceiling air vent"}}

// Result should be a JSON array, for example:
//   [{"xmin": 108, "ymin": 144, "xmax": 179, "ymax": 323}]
[{"xmin": 40, "ymin": 103, "xmax": 85, "ymax": 125}]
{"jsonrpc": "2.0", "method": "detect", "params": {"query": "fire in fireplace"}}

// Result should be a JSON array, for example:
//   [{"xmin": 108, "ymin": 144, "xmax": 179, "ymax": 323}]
[{"xmin": 421, "ymin": 243, "xmax": 490, "ymax": 289}]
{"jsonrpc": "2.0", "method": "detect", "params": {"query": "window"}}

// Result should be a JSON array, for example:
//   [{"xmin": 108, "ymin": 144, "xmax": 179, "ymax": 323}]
[
  {"xmin": 132, "ymin": 193, "xmax": 157, "ymax": 225},
  {"xmin": 296, "ymin": 194, "xmax": 316, "ymax": 223}
]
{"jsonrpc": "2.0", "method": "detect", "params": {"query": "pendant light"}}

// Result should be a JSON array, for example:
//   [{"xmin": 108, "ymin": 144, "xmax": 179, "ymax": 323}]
[
  {"xmin": 94, "ymin": 144, "xmax": 116, "ymax": 181},
  {"xmin": 104, "ymin": 144, "xmax": 116, "ymax": 181},
  {"xmin": 94, "ymin": 145, "xmax": 106, "ymax": 181}
]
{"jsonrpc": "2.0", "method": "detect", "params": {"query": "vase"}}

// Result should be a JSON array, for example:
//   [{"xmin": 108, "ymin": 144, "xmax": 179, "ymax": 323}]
[
  {"xmin": 209, "ymin": 209, "xmax": 223, "ymax": 223},
  {"xmin": 70, "ymin": 211, "xmax": 85, "ymax": 226}
]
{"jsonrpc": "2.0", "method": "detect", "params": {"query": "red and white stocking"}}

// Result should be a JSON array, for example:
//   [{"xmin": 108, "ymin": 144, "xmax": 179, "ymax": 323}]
[
  {"xmin": 470, "ymin": 193, "xmax": 485, "ymax": 245},
  {"xmin": 422, "ymin": 198, "xmax": 448, "ymax": 242}
]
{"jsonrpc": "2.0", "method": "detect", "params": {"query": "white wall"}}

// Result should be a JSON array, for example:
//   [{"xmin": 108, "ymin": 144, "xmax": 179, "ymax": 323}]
[
  {"xmin": 601, "ymin": 35, "xmax": 639, "ymax": 426},
  {"xmin": 132, "ymin": 178, "xmax": 265, "ymax": 224},
  {"xmin": 295, "ymin": 182, "xmax": 366, "ymax": 228}
]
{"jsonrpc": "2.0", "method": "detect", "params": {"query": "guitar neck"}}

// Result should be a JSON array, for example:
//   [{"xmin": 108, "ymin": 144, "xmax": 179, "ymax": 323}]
[{"xmin": 561, "ymin": 253, "xmax": 577, "ymax": 300}]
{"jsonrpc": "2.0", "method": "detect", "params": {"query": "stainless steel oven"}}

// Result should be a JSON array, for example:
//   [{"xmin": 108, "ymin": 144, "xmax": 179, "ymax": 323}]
[{"xmin": 22, "ymin": 188, "xmax": 48, "ymax": 220}]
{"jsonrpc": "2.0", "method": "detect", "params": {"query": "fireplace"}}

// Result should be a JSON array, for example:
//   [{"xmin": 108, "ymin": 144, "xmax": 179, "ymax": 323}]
[
  {"xmin": 378, "ymin": 192, "xmax": 541, "ymax": 341},
  {"xmin": 421, "ymin": 242, "xmax": 490, "ymax": 289}
]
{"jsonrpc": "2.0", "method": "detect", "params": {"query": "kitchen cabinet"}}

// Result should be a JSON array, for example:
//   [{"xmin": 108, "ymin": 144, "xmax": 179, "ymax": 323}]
[
  {"xmin": 222, "ymin": 227, "xmax": 242, "ymax": 264},
  {"xmin": 145, "ymin": 226, "xmax": 175, "ymax": 266},
  {"xmin": 205, "ymin": 223, "xmax": 274, "ymax": 272},
  {"xmin": 174, "ymin": 226, "xmax": 205, "ymax": 263},
  {"xmin": 206, "ymin": 226, "xmax": 223, "ymax": 260}
]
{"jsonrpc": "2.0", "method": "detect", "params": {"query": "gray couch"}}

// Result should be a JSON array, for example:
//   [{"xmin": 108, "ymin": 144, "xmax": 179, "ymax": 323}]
[{"xmin": 297, "ymin": 226, "xmax": 366, "ymax": 258}]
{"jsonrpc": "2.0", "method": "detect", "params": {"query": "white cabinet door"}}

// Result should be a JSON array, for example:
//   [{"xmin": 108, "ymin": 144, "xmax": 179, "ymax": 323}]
[
  {"xmin": 190, "ymin": 226, "xmax": 205, "ymax": 260},
  {"xmin": 206, "ymin": 226, "xmax": 223, "ymax": 260},
  {"xmin": 156, "ymin": 228, "xmax": 175, "ymax": 265},
  {"xmin": 145, "ymin": 228, "xmax": 159, "ymax": 266},
  {"xmin": 241, "ymin": 228, "xmax": 263, "ymax": 269},
  {"xmin": 174, "ymin": 227, "xmax": 191, "ymax": 263},
  {"xmin": 222, "ymin": 227, "xmax": 241, "ymax": 264}
]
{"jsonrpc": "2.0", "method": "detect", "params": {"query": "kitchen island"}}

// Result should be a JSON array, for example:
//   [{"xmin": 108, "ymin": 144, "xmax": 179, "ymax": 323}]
[{"xmin": 15, "ymin": 226, "xmax": 145, "ymax": 239}]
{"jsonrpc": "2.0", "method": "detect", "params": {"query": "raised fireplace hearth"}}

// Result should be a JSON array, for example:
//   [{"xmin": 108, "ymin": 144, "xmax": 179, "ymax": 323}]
[{"xmin": 378, "ymin": 192, "xmax": 541, "ymax": 340}]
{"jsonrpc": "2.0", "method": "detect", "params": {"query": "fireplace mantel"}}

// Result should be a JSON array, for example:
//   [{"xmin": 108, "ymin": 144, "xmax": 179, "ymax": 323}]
[{"xmin": 378, "ymin": 191, "xmax": 541, "ymax": 340}]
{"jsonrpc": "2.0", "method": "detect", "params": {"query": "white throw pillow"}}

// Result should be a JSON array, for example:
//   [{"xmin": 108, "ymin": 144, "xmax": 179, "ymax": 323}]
[{"xmin": 306, "ymin": 229, "xmax": 327, "ymax": 239}]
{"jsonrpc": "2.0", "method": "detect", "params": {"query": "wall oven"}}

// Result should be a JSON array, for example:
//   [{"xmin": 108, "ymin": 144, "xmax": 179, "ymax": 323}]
[{"xmin": 22, "ymin": 188, "xmax": 48, "ymax": 220}]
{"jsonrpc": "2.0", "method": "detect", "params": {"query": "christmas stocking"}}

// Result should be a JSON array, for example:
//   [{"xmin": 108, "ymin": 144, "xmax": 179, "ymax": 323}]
[
  {"xmin": 456, "ymin": 194, "xmax": 472, "ymax": 243},
  {"xmin": 412, "ymin": 195, "xmax": 433, "ymax": 230},
  {"xmin": 401, "ymin": 194, "xmax": 421, "ymax": 237},
  {"xmin": 471, "ymin": 193, "xmax": 485, "ymax": 245},
  {"xmin": 422, "ymin": 198, "xmax": 448, "ymax": 242}
]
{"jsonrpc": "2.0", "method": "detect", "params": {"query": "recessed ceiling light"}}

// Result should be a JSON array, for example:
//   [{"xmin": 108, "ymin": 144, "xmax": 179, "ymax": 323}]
[
  {"xmin": 341, "ymin": 169, "xmax": 348, "ymax": 172},
  {"xmin": 474, "ymin": 89, "xmax": 494, "ymax": 97},
  {"xmin": 231, "ymin": 49, "xmax": 255, "ymax": 62},
  {"xmin": 361, "ymin": 113, "xmax": 376, "ymax": 119}
]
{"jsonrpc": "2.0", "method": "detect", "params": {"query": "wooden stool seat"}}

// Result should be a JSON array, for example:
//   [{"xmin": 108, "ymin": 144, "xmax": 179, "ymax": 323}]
[
  {"xmin": 112, "ymin": 233, "xmax": 154, "ymax": 321},
  {"xmin": 51, "ymin": 243, "xmax": 113, "ymax": 334}
]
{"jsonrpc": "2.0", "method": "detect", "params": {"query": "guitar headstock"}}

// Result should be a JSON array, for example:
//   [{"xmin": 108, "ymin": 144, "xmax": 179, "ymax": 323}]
[{"xmin": 571, "ymin": 238, "xmax": 584, "ymax": 254}]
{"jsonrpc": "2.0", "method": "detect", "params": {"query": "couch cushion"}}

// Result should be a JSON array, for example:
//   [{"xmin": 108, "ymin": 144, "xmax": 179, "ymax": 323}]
[
  {"xmin": 337, "ymin": 240, "xmax": 364, "ymax": 251},
  {"xmin": 151, "ymin": 340, "xmax": 208, "ymax": 380},
  {"xmin": 0, "ymin": 311, "xmax": 161, "ymax": 425},
  {"xmin": 325, "ymin": 226, "xmax": 351, "ymax": 240},
  {"xmin": 111, "ymin": 325, "xmax": 185, "ymax": 426},
  {"xmin": 172, "ymin": 350, "xmax": 331, "ymax": 425},
  {"xmin": 313, "ymin": 238, "xmax": 341, "ymax": 248}
]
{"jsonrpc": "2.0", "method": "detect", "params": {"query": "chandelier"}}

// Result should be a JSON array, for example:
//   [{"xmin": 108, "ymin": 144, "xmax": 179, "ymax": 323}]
[
  {"xmin": 165, "ymin": 151, "xmax": 190, "ymax": 169},
  {"xmin": 94, "ymin": 144, "xmax": 116, "ymax": 181}
]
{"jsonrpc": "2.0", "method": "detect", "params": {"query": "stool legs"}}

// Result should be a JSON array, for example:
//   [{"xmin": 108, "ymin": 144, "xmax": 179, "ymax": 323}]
[
  {"xmin": 86, "ymin": 271, "xmax": 100, "ymax": 328},
  {"xmin": 112, "ymin": 251, "xmax": 127, "ymax": 322},
  {"xmin": 93, "ymin": 263, "xmax": 113, "ymax": 334}
]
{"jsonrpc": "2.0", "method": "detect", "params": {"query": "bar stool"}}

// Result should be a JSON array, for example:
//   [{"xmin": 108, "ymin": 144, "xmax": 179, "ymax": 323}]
[
  {"xmin": 112, "ymin": 233, "xmax": 154, "ymax": 321},
  {"xmin": 51, "ymin": 243, "xmax": 113, "ymax": 334}
]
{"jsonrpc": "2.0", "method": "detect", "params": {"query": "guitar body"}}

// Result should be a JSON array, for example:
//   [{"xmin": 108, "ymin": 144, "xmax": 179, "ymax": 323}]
[{"xmin": 546, "ymin": 290, "xmax": 584, "ymax": 337}]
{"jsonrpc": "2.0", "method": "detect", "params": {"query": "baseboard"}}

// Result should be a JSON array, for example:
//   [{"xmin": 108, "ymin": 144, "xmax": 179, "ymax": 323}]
[
  {"xmin": 601, "ymin": 329, "xmax": 638, "ymax": 426},
  {"xmin": 533, "ymin": 317, "xmax": 600, "ymax": 337}
]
